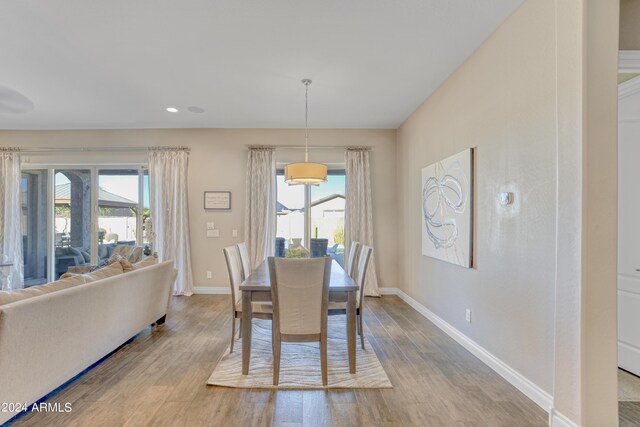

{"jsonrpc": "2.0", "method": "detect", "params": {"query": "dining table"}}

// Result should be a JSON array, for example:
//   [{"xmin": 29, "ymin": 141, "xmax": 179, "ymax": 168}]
[{"xmin": 240, "ymin": 258, "xmax": 359, "ymax": 375}]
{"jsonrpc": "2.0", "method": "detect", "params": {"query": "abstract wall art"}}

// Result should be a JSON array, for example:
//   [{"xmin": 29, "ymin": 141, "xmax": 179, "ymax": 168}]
[{"xmin": 421, "ymin": 148, "xmax": 473, "ymax": 268}]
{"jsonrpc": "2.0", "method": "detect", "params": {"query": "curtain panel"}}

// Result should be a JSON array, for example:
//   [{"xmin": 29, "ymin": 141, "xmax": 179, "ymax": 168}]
[
  {"xmin": 149, "ymin": 148, "xmax": 194, "ymax": 296},
  {"xmin": 345, "ymin": 148, "xmax": 380, "ymax": 297},
  {"xmin": 244, "ymin": 147, "xmax": 276, "ymax": 270},
  {"xmin": 0, "ymin": 150, "xmax": 24, "ymax": 290}
]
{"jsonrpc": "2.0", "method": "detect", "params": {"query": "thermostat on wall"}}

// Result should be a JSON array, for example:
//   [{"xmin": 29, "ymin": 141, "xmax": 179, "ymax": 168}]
[{"xmin": 499, "ymin": 192, "xmax": 513, "ymax": 206}]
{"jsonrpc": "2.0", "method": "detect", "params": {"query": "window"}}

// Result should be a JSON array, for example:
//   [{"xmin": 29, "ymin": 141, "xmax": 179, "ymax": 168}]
[
  {"xmin": 22, "ymin": 166, "xmax": 150, "ymax": 284},
  {"xmin": 275, "ymin": 170, "xmax": 346, "ymax": 267}
]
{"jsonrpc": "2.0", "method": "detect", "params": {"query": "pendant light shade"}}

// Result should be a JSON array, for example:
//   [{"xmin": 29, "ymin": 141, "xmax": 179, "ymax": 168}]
[
  {"xmin": 284, "ymin": 161, "xmax": 328, "ymax": 185},
  {"xmin": 285, "ymin": 79, "xmax": 328, "ymax": 186}
]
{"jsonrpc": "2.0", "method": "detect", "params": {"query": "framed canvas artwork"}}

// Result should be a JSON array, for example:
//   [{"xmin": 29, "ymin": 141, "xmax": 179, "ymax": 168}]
[{"xmin": 421, "ymin": 148, "xmax": 473, "ymax": 268}]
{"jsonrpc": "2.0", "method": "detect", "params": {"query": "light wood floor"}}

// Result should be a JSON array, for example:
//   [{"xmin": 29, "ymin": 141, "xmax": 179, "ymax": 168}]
[{"xmin": 14, "ymin": 295, "xmax": 552, "ymax": 426}]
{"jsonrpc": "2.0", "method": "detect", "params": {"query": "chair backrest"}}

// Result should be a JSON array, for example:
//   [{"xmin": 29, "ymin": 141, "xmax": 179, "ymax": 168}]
[
  {"xmin": 268, "ymin": 257, "xmax": 331, "ymax": 336},
  {"xmin": 236, "ymin": 242, "xmax": 251, "ymax": 280},
  {"xmin": 346, "ymin": 241, "xmax": 361, "ymax": 279},
  {"xmin": 310, "ymin": 238, "xmax": 329, "ymax": 258},
  {"xmin": 223, "ymin": 245, "xmax": 243, "ymax": 307},
  {"xmin": 354, "ymin": 245, "xmax": 373, "ymax": 305}
]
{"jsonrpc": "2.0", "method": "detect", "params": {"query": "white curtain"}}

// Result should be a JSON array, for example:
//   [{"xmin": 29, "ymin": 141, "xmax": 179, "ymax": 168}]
[
  {"xmin": 149, "ymin": 148, "xmax": 194, "ymax": 296},
  {"xmin": 345, "ymin": 148, "xmax": 380, "ymax": 297},
  {"xmin": 244, "ymin": 147, "xmax": 276, "ymax": 270},
  {"xmin": 0, "ymin": 150, "xmax": 24, "ymax": 290}
]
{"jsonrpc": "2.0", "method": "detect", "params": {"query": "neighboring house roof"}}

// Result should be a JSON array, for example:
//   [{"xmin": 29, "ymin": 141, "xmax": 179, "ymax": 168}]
[
  {"xmin": 54, "ymin": 183, "xmax": 138, "ymax": 208},
  {"xmin": 310, "ymin": 193, "xmax": 345, "ymax": 208},
  {"xmin": 277, "ymin": 194, "xmax": 345, "ymax": 215},
  {"xmin": 276, "ymin": 201, "xmax": 289, "ymax": 213}
]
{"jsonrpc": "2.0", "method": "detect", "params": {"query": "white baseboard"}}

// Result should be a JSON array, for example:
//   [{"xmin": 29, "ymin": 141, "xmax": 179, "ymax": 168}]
[
  {"xmin": 549, "ymin": 408, "xmax": 579, "ymax": 427},
  {"xmin": 379, "ymin": 287, "xmax": 554, "ymax": 414},
  {"xmin": 193, "ymin": 286, "xmax": 230, "ymax": 295}
]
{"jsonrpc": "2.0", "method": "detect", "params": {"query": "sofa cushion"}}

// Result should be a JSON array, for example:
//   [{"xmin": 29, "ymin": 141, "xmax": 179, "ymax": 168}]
[
  {"xmin": 132, "ymin": 256, "xmax": 158, "ymax": 270},
  {"xmin": 112, "ymin": 245, "xmax": 145, "ymax": 263},
  {"xmin": 0, "ymin": 274, "xmax": 87, "ymax": 306},
  {"xmin": 79, "ymin": 250, "xmax": 91, "ymax": 263},
  {"xmin": 61, "ymin": 261, "xmax": 124, "ymax": 282}
]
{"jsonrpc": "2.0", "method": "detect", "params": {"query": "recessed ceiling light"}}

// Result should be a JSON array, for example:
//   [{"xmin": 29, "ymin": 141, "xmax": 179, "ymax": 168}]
[
  {"xmin": 166, "ymin": 107, "xmax": 178, "ymax": 113},
  {"xmin": 187, "ymin": 106, "xmax": 205, "ymax": 114}
]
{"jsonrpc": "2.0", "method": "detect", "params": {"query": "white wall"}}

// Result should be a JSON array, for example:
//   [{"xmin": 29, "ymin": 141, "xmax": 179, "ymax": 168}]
[{"xmin": 0, "ymin": 128, "xmax": 397, "ymax": 289}]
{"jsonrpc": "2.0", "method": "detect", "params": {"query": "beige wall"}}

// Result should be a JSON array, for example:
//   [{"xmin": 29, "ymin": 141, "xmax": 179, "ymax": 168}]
[
  {"xmin": 0, "ymin": 128, "xmax": 397, "ymax": 290},
  {"xmin": 620, "ymin": 0, "xmax": 640, "ymax": 50},
  {"xmin": 396, "ymin": 0, "xmax": 556, "ymax": 395},
  {"xmin": 396, "ymin": 0, "xmax": 620, "ymax": 423}
]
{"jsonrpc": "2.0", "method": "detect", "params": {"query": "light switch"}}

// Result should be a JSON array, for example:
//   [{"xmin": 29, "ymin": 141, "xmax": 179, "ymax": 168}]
[
  {"xmin": 232, "ymin": 229, "xmax": 238, "ymax": 237},
  {"xmin": 207, "ymin": 229, "xmax": 220, "ymax": 238},
  {"xmin": 206, "ymin": 222, "xmax": 215, "ymax": 230}
]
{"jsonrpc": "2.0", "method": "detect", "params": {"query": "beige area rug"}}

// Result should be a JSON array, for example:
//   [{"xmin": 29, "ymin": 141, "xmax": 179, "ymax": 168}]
[
  {"xmin": 207, "ymin": 316, "xmax": 392, "ymax": 389},
  {"xmin": 619, "ymin": 368, "xmax": 640, "ymax": 401}
]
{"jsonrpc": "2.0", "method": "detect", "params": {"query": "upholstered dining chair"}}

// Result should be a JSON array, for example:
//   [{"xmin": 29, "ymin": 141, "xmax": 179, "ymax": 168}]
[
  {"xmin": 236, "ymin": 242, "xmax": 251, "ymax": 281},
  {"xmin": 345, "ymin": 241, "xmax": 361, "ymax": 279},
  {"xmin": 329, "ymin": 245, "xmax": 373, "ymax": 350},
  {"xmin": 268, "ymin": 257, "xmax": 331, "ymax": 386},
  {"xmin": 223, "ymin": 245, "xmax": 272, "ymax": 353}
]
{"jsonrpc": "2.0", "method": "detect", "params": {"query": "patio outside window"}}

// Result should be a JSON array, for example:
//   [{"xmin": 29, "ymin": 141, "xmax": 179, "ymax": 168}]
[
  {"xmin": 21, "ymin": 166, "xmax": 150, "ymax": 285},
  {"xmin": 275, "ymin": 169, "xmax": 345, "ymax": 267}
]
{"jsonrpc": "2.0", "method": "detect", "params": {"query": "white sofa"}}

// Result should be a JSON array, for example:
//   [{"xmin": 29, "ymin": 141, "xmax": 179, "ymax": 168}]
[{"xmin": 0, "ymin": 260, "xmax": 176, "ymax": 425}]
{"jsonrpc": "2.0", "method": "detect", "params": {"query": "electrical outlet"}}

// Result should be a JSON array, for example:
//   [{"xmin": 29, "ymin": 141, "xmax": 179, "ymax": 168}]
[
  {"xmin": 206, "ymin": 271, "xmax": 212, "ymax": 279},
  {"xmin": 465, "ymin": 309, "xmax": 472, "ymax": 323},
  {"xmin": 232, "ymin": 229, "xmax": 238, "ymax": 237}
]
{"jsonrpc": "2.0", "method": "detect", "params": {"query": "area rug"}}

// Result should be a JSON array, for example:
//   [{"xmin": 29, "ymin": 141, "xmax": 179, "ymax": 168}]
[{"xmin": 207, "ymin": 316, "xmax": 392, "ymax": 389}]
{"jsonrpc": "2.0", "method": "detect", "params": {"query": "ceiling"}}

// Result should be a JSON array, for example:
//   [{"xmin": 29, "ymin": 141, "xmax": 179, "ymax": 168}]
[{"xmin": 0, "ymin": 0, "xmax": 522, "ymax": 130}]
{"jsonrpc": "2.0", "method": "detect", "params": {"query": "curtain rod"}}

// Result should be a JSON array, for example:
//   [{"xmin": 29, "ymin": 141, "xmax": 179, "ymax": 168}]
[
  {"xmin": 4, "ymin": 146, "xmax": 190, "ymax": 154},
  {"xmin": 246, "ymin": 144, "xmax": 373, "ymax": 150}
]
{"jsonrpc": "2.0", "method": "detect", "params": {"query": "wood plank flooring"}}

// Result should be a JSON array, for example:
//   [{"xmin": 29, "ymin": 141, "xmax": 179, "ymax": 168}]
[{"xmin": 12, "ymin": 295, "xmax": 551, "ymax": 426}]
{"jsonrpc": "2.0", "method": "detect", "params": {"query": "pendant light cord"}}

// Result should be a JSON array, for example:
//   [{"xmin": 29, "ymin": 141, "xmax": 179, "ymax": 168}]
[{"xmin": 303, "ymin": 79, "xmax": 311, "ymax": 162}]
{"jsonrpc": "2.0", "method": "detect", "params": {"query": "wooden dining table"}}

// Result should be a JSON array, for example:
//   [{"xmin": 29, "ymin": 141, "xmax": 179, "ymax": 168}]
[{"xmin": 240, "ymin": 258, "xmax": 359, "ymax": 375}]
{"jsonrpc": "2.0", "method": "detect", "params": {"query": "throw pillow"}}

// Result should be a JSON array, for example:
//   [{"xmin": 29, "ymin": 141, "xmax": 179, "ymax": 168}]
[
  {"xmin": 82, "ymin": 261, "xmax": 124, "ymax": 280},
  {"xmin": 132, "ymin": 256, "xmax": 158, "ymax": 270},
  {"xmin": 62, "ymin": 262, "xmax": 125, "ymax": 283},
  {"xmin": 119, "ymin": 258, "xmax": 134, "ymax": 273}
]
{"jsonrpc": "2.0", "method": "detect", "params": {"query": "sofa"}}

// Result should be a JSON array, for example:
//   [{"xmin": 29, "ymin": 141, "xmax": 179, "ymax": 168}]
[{"xmin": 0, "ymin": 258, "xmax": 176, "ymax": 425}]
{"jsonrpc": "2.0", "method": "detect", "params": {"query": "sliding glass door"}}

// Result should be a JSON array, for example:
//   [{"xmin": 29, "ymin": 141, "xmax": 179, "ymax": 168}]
[
  {"xmin": 310, "ymin": 174, "xmax": 346, "ymax": 266},
  {"xmin": 21, "ymin": 165, "xmax": 149, "ymax": 285},
  {"xmin": 54, "ymin": 169, "xmax": 92, "ymax": 278},
  {"xmin": 21, "ymin": 170, "xmax": 48, "ymax": 286},
  {"xmin": 275, "ymin": 170, "xmax": 346, "ymax": 266},
  {"xmin": 97, "ymin": 169, "xmax": 147, "ymax": 262}
]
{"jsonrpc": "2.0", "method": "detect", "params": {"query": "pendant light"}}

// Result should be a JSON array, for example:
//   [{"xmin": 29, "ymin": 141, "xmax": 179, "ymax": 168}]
[{"xmin": 284, "ymin": 79, "xmax": 328, "ymax": 185}]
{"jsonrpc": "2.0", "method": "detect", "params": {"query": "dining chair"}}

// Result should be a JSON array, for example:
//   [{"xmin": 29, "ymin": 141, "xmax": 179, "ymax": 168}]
[
  {"xmin": 346, "ymin": 241, "xmax": 361, "ymax": 279},
  {"xmin": 329, "ymin": 245, "xmax": 373, "ymax": 350},
  {"xmin": 237, "ymin": 242, "xmax": 251, "ymax": 281},
  {"xmin": 268, "ymin": 256, "xmax": 331, "ymax": 386},
  {"xmin": 223, "ymin": 245, "xmax": 272, "ymax": 353}
]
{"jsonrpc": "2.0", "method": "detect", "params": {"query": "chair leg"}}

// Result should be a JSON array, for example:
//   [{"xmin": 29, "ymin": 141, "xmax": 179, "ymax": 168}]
[
  {"xmin": 230, "ymin": 316, "xmax": 236, "ymax": 353},
  {"xmin": 320, "ymin": 335, "xmax": 328, "ymax": 386},
  {"xmin": 359, "ymin": 313, "xmax": 365, "ymax": 350},
  {"xmin": 239, "ymin": 317, "xmax": 243, "ymax": 338},
  {"xmin": 273, "ymin": 337, "xmax": 281, "ymax": 386},
  {"xmin": 356, "ymin": 314, "xmax": 360, "ymax": 336}
]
